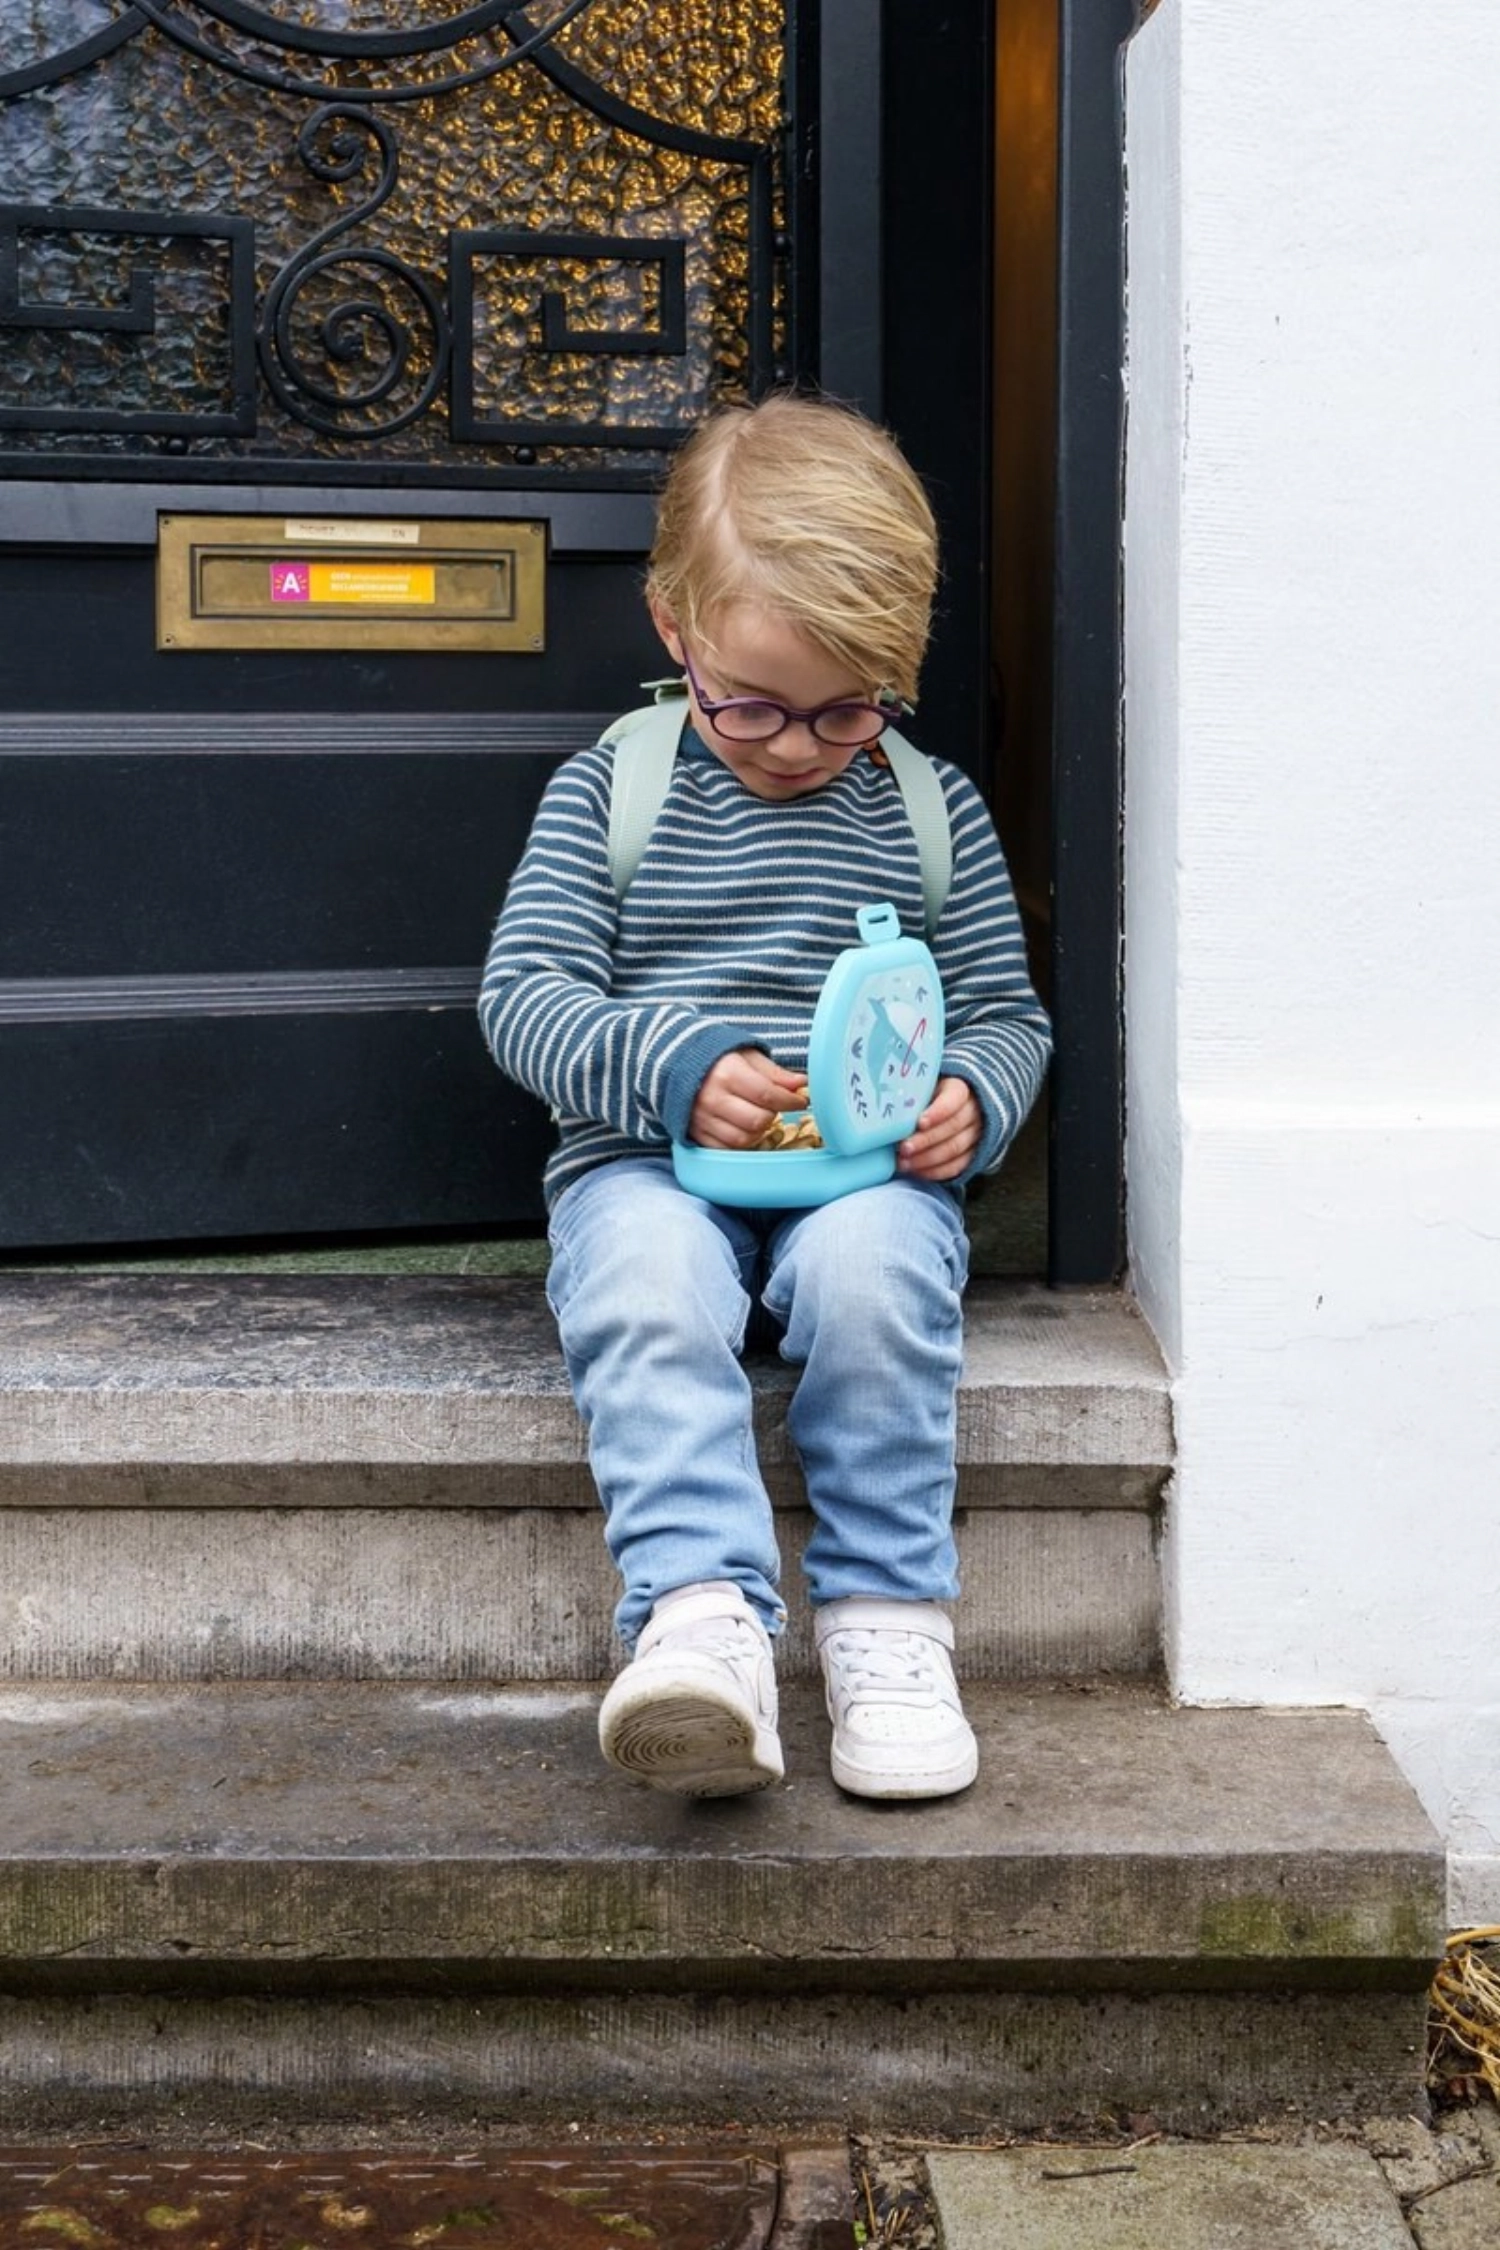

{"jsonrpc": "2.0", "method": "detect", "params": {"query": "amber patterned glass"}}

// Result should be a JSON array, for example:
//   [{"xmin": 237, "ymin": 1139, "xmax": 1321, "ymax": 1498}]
[{"xmin": 0, "ymin": 1, "xmax": 788, "ymax": 475}]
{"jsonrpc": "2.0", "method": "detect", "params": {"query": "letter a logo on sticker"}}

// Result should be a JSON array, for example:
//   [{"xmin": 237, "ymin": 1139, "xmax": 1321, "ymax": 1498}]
[{"xmin": 271, "ymin": 563, "xmax": 311, "ymax": 602}]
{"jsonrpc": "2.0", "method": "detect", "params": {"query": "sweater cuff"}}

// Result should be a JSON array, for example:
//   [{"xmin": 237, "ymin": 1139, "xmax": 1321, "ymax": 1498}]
[
  {"xmin": 660, "ymin": 1024, "xmax": 768, "ymax": 1144},
  {"xmin": 943, "ymin": 1068, "xmax": 1010, "ymax": 1185}
]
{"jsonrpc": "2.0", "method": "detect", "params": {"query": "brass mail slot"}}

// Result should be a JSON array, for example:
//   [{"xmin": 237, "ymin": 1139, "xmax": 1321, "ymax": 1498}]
[{"xmin": 157, "ymin": 513, "xmax": 546, "ymax": 653}]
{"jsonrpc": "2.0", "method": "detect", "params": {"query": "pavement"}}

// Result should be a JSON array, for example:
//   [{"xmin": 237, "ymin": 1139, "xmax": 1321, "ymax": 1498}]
[
  {"xmin": 921, "ymin": 2106, "xmax": 1500, "ymax": 2250},
  {"xmin": 0, "ymin": 2111, "xmax": 1490, "ymax": 2246}
]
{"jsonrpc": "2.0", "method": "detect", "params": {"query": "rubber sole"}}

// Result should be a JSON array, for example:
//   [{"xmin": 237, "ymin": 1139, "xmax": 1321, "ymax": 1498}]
[
  {"xmin": 599, "ymin": 1671, "xmax": 784, "ymax": 1798},
  {"xmin": 828, "ymin": 1734, "xmax": 979, "ymax": 1801}
]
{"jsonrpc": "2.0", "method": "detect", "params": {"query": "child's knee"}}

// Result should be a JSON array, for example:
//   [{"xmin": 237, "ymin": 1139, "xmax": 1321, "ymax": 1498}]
[
  {"xmin": 553, "ymin": 1179, "xmax": 749, "ymax": 1348},
  {"xmin": 769, "ymin": 1185, "xmax": 966, "ymax": 1350},
  {"xmin": 798, "ymin": 1182, "xmax": 964, "ymax": 1289},
  {"xmin": 630, "ymin": 1207, "xmax": 735, "ymax": 1302}
]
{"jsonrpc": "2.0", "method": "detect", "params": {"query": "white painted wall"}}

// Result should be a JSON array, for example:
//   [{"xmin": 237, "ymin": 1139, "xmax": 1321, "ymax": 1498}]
[{"xmin": 1123, "ymin": 0, "xmax": 1500, "ymax": 1920}]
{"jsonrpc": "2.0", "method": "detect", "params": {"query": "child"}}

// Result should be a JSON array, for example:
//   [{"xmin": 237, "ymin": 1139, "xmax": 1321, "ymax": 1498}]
[{"xmin": 480, "ymin": 394, "xmax": 1051, "ymax": 1801}]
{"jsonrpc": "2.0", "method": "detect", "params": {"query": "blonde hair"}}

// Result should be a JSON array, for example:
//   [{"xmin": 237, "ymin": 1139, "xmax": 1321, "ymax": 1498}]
[{"xmin": 645, "ymin": 393, "xmax": 939, "ymax": 704}]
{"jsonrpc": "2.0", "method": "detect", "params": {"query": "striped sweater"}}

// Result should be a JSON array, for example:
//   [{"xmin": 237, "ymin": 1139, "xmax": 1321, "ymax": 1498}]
[{"xmin": 479, "ymin": 726, "xmax": 1052, "ymax": 1209}]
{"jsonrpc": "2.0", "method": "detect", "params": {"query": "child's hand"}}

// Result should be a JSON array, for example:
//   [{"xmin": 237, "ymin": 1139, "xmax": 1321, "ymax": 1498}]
[
  {"xmin": 690, "ymin": 1049, "xmax": 809, "ymax": 1148},
  {"xmin": 897, "ymin": 1075, "xmax": 983, "ymax": 1182}
]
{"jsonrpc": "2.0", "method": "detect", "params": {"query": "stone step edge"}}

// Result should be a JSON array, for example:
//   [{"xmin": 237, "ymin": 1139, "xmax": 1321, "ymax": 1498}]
[
  {"xmin": 0, "ymin": 1502, "xmax": 1164, "ymax": 1683},
  {"xmin": 0, "ymin": 1988, "xmax": 1437, "ymax": 2137},
  {"xmin": 0, "ymin": 1274, "xmax": 1174, "ymax": 1475},
  {"xmin": 0, "ymin": 1679, "xmax": 1443, "ymax": 1987}
]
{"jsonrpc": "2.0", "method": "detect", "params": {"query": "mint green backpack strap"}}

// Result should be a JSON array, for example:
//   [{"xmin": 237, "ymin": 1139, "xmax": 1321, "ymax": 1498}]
[
  {"xmin": 603, "ymin": 693, "xmax": 951, "ymax": 935},
  {"xmin": 601, "ymin": 682, "xmax": 689, "ymax": 899},
  {"xmin": 880, "ymin": 727, "xmax": 953, "ymax": 936}
]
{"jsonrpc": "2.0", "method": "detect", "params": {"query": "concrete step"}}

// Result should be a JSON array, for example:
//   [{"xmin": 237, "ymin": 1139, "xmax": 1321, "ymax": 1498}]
[
  {"xmin": 0, "ymin": 1274, "xmax": 1172, "ymax": 1682},
  {"xmin": 0, "ymin": 1678, "xmax": 1441, "ymax": 2134}
]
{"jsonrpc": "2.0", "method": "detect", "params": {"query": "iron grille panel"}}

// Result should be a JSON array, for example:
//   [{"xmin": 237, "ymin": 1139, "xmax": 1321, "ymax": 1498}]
[{"xmin": 0, "ymin": 1, "xmax": 790, "ymax": 483}]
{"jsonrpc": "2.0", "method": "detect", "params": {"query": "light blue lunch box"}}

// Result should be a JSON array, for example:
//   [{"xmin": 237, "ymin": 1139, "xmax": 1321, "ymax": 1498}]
[{"xmin": 671, "ymin": 901, "xmax": 946, "ymax": 1209}]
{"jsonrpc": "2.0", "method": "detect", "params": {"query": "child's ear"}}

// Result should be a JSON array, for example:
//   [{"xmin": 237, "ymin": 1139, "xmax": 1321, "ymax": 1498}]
[{"xmin": 649, "ymin": 599, "xmax": 685, "ymax": 665}]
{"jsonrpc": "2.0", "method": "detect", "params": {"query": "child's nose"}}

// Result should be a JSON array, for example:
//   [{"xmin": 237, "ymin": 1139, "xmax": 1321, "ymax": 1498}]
[{"xmin": 769, "ymin": 718, "xmax": 822, "ymax": 756}]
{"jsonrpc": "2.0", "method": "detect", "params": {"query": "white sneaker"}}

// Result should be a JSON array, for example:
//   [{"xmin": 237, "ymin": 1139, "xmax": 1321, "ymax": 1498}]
[
  {"xmin": 598, "ymin": 1581, "xmax": 783, "ymax": 1797},
  {"xmin": 815, "ymin": 1598, "xmax": 978, "ymax": 1799}
]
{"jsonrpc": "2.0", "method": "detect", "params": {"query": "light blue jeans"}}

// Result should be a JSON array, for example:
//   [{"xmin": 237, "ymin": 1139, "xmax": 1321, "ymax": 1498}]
[{"xmin": 545, "ymin": 1157, "xmax": 970, "ymax": 1647}]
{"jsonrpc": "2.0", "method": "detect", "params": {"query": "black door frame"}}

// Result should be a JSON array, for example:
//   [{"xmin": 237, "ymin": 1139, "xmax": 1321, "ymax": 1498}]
[
  {"xmin": 825, "ymin": 1, "xmax": 1131, "ymax": 1285},
  {"xmin": 1050, "ymin": 0, "xmax": 1134, "ymax": 1286}
]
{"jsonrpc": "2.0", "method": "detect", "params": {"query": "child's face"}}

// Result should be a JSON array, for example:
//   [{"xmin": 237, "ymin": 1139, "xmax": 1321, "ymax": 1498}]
[{"xmin": 651, "ymin": 600, "xmax": 879, "ymax": 801}]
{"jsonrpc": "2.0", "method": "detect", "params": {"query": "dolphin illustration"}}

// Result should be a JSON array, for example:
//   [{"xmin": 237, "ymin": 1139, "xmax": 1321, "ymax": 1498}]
[{"xmin": 864, "ymin": 996, "xmax": 904, "ymax": 1090}]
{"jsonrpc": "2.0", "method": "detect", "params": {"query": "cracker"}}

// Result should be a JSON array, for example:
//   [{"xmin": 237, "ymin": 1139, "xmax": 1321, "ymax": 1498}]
[{"xmin": 752, "ymin": 1112, "xmax": 824, "ymax": 1152}]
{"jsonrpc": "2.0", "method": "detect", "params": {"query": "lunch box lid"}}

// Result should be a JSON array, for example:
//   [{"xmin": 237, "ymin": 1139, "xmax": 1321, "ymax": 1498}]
[{"xmin": 804, "ymin": 901, "xmax": 946, "ymax": 1156}]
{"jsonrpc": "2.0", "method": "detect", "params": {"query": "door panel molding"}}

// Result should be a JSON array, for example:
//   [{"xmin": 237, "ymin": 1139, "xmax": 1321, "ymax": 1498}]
[
  {"xmin": 0, "ymin": 713, "xmax": 614, "ymax": 755},
  {"xmin": 0, "ymin": 485, "xmax": 656, "ymax": 550},
  {"xmin": 0, "ymin": 967, "xmax": 480, "ymax": 1026}
]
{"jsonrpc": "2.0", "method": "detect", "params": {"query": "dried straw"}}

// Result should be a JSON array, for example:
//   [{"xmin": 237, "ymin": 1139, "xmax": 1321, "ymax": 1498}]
[{"xmin": 1428, "ymin": 1927, "xmax": 1500, "ymax": 2097}]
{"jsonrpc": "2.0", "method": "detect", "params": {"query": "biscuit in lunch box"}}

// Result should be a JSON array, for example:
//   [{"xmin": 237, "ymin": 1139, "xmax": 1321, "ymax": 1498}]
[{"xmin": 751, "ymin": 1112, "xmax": 824, "ymax": 1151}]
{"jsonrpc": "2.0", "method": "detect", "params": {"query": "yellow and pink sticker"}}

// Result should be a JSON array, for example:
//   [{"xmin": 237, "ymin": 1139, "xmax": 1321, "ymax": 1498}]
[{"xmin": 270, "ymin": 561, "xmax": 436, "ymax": 605}]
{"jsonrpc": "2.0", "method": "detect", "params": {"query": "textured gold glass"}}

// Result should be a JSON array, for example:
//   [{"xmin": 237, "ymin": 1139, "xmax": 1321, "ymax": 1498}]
[{"xmin": 0, "ymin": 1, "xmax": 787, "ymax": 471}]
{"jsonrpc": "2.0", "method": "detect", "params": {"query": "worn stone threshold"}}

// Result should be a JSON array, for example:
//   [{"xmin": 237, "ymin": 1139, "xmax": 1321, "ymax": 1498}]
[
  {"xmin": 0, "ymin": 1274, "xmax": 1170, "ymax": 1682},
  {"xmin": 0, "ymin": 1679, "xmax": 1441, "ymax": 1993},
  {"xmin": 0, "ymin": 1274, "xmax": 1172, "ymax": 1497}
]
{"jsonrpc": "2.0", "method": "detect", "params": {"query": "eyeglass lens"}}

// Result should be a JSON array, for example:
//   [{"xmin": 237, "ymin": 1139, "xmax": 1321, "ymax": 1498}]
[
  {"xmin": 715, "ymin": 699, "xmax": 888, "ymax": 746},
  {"xmin": 682, "ymin": 647, "xmax": 890, "ymax": 747}
]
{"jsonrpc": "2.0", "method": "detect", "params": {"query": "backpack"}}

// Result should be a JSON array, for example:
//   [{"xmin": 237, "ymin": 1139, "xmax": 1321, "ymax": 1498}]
[{"xmin": 600, "ymin": 682, "xmax": 953, "ymax": 936}]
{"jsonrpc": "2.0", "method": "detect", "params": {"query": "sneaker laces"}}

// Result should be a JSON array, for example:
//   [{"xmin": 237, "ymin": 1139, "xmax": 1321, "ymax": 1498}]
[
  {"xmin": 641, "ymin": 1589, "xmax": 771, "ymax": 1683},
  {"xmin": 672, "ymin": 1613, "xmax": 764, "ymax": 1666},
  {"xmin": 822, "ymin": 1627, "xmax": 951, "ymax": 1704}
]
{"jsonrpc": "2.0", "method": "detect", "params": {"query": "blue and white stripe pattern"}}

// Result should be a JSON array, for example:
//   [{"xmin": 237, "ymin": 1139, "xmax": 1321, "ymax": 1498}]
[{"xmin": 479, "ymin": 728, "xmax": 1052, "ymax": 1209}]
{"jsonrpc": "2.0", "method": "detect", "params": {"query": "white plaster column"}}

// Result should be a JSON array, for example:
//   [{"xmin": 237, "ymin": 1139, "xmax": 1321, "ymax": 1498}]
[{"xmin": 1123, "ymin": 0, "xmax": 1500, "ymax": 1917}]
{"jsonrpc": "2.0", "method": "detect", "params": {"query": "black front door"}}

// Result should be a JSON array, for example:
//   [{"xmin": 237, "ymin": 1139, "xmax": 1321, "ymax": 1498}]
[
  {"xmin": 0, "ymin": 3, "xmax": 1118, "ymax": 1273},
  {"xmin": 0, "ymin": 1, "xmax": 813, "ymax": 1247}
]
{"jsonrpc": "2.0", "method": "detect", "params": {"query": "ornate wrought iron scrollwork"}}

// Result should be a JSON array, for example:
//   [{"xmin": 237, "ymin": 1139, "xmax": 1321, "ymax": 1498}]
[
  {"xmin": 260, "ymin": 108, "xmax": 450, "ymax": 441},
  {"xmin": 0, "ymin": 200, "xmax": 256, "ymax": 435},
  {"xmin": 0, "ymin": 0, "xmax": 788, "ymax": 474},
  {"xmin": 0, "ymin": 11, "xmax": 147, "ymax": 104},
  {"xmin": 10, "ymin": 1, "xmax": 608, "ymax": 106},
  {"xmin": 450, "ymin": 230, "xmax": 690, "ymax": 448}
]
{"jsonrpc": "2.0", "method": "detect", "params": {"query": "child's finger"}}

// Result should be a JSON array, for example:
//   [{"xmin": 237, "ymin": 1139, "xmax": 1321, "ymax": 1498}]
[
  {"xmin": 691, "ymin": 1064, "xmax": 803, "ymax": 1147},
  {"xmin": 747, "ymin": 1060, "xmax": 809, "ymax": 1105},
  {"xmin": 898, "ymin": 1083, "xmax": 982, "ymax": 1177}
]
